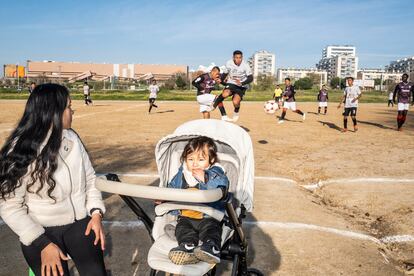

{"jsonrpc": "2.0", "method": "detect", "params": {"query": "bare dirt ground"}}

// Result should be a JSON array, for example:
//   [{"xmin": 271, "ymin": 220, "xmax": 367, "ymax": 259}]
[{"xmin": 0, "ymin": 100, "xmax": 413, "ymax": 275}]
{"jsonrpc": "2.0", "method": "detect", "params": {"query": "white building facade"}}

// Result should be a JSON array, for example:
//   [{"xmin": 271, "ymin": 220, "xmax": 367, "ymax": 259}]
[
  {"xmin": 249, "ymin": 50, "xmax": 276, "ymax": 81},
  {"xmin": 317, "ymin": 45, "xmax": 358, "ymax": 81},
  {"xmin": 276, "ymin": 68, "xmax": 327, "ymax": 85}
]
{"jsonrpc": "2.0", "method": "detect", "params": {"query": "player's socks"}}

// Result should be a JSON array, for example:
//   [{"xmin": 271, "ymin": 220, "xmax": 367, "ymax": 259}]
[
  {"xmin": 318, "ymin": 107, "xmax": 321, "ymax": 114},
  {"xmin": 280, "ymin": 110, "xmax": 286, "ymax": 120},
  {"xmin": 213, "ymin": 95, "xmax": 225, "ymax": 108},
  {"xmin": 218, "ymin": 102, "xmax": 227, "ymax": 116},
  {"xmin": 302, "ymin": 112, "xmax": 306, "ymax": 121},
  {"xmin": 153, "ymin": 104, "xmax": 158, "ymax": 108},
  {"xmin": 296, "ymin": 110, "xmax": 304, "ymax": 116},
  {"xmin": 232, "ymin": 112, "xmax": 239, "ymax": 122},
  {"xmin": 324, "ymin": 107, "xmax": 327, "ymax": 114},
  {"xmin": 343, "ymin": 118, "xmax": 348, "ymax": 130}
]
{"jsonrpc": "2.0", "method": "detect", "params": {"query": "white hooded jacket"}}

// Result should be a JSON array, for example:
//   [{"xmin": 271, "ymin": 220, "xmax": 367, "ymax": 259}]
[{"xmin": 0, "ymin": 129, "xmax": 105, "ymax": 246}]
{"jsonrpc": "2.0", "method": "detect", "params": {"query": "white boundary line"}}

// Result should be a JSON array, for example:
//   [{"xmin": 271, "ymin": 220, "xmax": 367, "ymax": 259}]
[{"xmin": 302, "ymin": 177, "xmax": 414, "ymax": 190}]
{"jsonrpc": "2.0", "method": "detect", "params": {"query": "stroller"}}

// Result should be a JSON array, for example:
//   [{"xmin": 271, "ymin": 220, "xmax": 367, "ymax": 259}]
[{"xmin": 97, "ymin": 119, "xmax": 263, "ymax": 276}]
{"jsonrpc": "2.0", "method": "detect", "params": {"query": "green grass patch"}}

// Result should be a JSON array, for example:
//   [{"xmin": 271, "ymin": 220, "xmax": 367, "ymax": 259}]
[{"xmin": 0, "ymin": 87, "xmax": 390, "ymax": 103}]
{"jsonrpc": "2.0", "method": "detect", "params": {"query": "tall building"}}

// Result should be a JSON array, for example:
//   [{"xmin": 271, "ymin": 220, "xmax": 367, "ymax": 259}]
[
  {"xmin": 248, "ymin": 50, "xmax": 276, "ymax": 81},
  {"xmin": 317, "ymin": 45, "xmax": 358, "ymax": 81},
  {"xmin": 276, "ymin": 68, "xmax": 327, "ymax": 84},
  {"xmin": 386, "ymin": 56, "xmax": 414, "ymax": 81}
]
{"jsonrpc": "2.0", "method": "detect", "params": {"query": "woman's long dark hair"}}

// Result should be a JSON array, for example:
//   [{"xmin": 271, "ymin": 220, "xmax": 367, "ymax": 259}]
[{"xmin": 0, "ymin": 83, "xmax": 70, "ymax": 200}]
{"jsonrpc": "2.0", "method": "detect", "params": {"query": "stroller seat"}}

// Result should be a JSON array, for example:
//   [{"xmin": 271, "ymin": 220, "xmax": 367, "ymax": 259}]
[
  {"xmin": 148, "ymin": 203, "xmax": 235, "ymax": 276},
  {"xmin": 97, "ymin": 119, "xmax": 262, "ymax": 276}
]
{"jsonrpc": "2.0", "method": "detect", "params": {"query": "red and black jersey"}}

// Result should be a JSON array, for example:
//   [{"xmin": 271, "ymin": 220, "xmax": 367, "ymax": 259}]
[{"xmin": 192, "ymin": 73, "xmax": 216, "ymax": 96}]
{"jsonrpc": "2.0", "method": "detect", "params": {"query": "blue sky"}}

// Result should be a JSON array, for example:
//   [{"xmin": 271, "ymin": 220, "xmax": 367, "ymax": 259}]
[{"xmin": 0, "ymin": 0, "xmax": 413, "ymax": 73}]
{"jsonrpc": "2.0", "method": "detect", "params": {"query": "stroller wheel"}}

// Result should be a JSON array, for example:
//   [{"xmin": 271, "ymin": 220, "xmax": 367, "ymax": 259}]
[{"xmin": 247, "ymin": 268, "xmax": 264, "ymax": 276}]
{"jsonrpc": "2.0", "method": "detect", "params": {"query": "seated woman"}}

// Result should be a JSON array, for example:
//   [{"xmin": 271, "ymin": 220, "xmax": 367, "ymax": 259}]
[{"xmin": 0, "ymin": 84, "xmax": 107, "ymax": 276}]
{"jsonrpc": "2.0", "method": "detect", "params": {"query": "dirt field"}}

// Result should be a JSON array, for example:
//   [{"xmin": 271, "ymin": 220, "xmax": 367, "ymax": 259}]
[{"xmin": 0, "ymin": 100, "xmax": 414, "ymax": 275}]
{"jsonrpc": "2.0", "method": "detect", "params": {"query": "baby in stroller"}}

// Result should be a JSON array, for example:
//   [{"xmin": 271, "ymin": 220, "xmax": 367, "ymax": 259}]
[{"xmin": 166, "ymin": 136, "xmax": 229, "ymax": 265}]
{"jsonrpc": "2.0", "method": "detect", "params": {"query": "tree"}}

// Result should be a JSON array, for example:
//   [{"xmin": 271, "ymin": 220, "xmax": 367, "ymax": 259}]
[
  {"xmin": 253, "ymin": 74, "xmax": 274, "ymax": 91},
  {"xmin": 307, "ymin": 73, "xmax": 321, "ymax": 85},
  {"xmin": 330, "ymin": 77, "xmax": 341, "ymax": 88},
  {"xmin": 294, "ymin": 77, "xmax": 313, "ymax": 90},
  {"xmin": 374, "ymin": 78, "xmax": 381, "ymax": 86},
  {"xmin": 175, "ymin": 73, "xmax": 188, "ymax": 90}
]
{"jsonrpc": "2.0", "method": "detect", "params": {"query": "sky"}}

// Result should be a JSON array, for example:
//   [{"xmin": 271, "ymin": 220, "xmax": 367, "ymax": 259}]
[{"xmin": 0, "ymin": 0, "xmax": 413, "ymax": 74}]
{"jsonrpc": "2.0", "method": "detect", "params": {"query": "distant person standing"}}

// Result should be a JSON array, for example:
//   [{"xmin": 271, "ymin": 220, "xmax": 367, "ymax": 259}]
[
  {"xmin": 337, "ymin": 77, "xmax": 362, "ymax": 132},
  {"xmin": 393, "ymin": 73, "xmax": 414, "ymax": 131},
  {"xmin": 83, "ymin": 81, "xmax": 93, "ymax": 106},
  {"xmin": 273, "ymin": 84, "xmax": 283, "ymax": 109},
  {"xmin": 317, "ymin": 85, "xmax": 329, "ymax": 114},
  {"xmin": 29, "ymin": 82, "xmax": 36, "ymax": 94},
  {"xmin": 388, "ymin": 90, "xmax": 394, "ymax": 107},
  {"xmin": 148, "ymin": 79, "xmax": 159, "ymax": 114}
]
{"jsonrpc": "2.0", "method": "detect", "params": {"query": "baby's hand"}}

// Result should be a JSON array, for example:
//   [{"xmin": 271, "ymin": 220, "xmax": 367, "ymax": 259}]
[
  {"xmin": 154, "ymin": 200, "xmax": 163, "ymax": 205},
  {"xmin": 192, "ymin": 169, "xmax": 205, "ymax": 182}
]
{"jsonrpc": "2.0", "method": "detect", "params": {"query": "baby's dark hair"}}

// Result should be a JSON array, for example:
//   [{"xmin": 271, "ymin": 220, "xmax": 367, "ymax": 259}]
[{"xmin": 180, "ymin": 136, "xmax": 218, "ymax": 165}]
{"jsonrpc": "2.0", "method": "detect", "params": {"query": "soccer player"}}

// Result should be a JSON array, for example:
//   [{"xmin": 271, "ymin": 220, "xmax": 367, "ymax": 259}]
[
  {"xmin": 192, "ymin": 66, "xmax": 221, "ymax": 119},
  {"xmin": 317, "ymin": 84, "xmax": 329, "ymax": 114},
  {"xmin": 212, "ymin": 50, "xmax": 253, "ymax": 122},
  {"xmin": 148, "ymin": 79, "xmax": 159, "ymax": 114},
  {"xmin": 278, "ymin": 78, "xmax": 306, "ymax": 124},
  {"xmin": 274, "ymin": 84, "xmax": 283, "ymax": 109},
  {"xmin": 83, "ymin": 81, "xmax": 93, "ymax": 106},
  {"xmin": 337, "ymin": 77, "xmax": 362, "ymax": 132},
  {"xmin": 388, "ymin": 90, "xmax": 394, "ymax": 107},
  {"xmin": 393, "ymin": 73, "xmax": 414, "ymax": 131}
]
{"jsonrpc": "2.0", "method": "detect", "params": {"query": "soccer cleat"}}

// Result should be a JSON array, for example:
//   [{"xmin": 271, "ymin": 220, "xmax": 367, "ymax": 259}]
[
  {"xmin": 278, "ymin": 120, "xmax": 285, "ymax": 124},
  {"xmin": 221, "ymin": 116, "xmax": 231, "ymax": 122},
  {"xmin": 169, "ymin": 243, "xmax": 199, "ymax": 265},
  {"xmin": 354, "ymin": 125, "xmax": 358, "ymax": 132},
  {"xmin": 232, "ymin": 113, "xmax": 239, "ymax": 122},
  {"xmin": 302, "ymin": 113, "xmax": 306, "ymax": 121},
  {"xmin": 194, "ymin": 241, "xmax": 221, "ymax": 264}
]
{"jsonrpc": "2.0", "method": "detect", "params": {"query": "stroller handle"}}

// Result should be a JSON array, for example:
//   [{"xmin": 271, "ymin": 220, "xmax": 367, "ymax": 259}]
[{"xmin": 96, "ymin": 178, "xmax": 224, "ymax": 203}]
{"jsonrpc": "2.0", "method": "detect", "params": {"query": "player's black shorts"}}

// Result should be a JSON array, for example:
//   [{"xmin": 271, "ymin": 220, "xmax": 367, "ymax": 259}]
[
  {"xmin": 274, "ymin": 96, "xmax": 281, "ymax": 102},
  {"xmin": 343, "ymin": 107, "xmax": 357, "ymax": 116},
  {"xmin": 225, "ymin": 84, "xmax": 247, "ymax": 98},
  {"xmin": 149, "ymin": 98, "xmax": 156, "ymax": 103}
]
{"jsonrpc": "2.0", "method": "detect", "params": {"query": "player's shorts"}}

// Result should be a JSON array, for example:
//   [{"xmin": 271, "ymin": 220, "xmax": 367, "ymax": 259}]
[
  {"xmin": 319, "ymin": 102, "xmax": 328, "ymax": 107},
  {"xmin": 149, "ymin": 97, "xmax": 156, "ymax": 103},
  {"xmin": 398, "ymin": 103, "xmax": 410, "ymax": 111},
  {"xmin": 275, "ymin": 96, "xmax": 282, "ymax": 102},
  {"xmin": 283, "ymin": 101, "xmax": 297, "ymax": 111},
  {"xmin": 197, "ymin": 94, "xmax": 216, "ymax": 113},
  {"xmin": 343, "ymin": 107, "xmax": 357, "ymax": 116},
  {"xmin": 225, "ymin": 84, "xmax": 247, "ymax": 98}
]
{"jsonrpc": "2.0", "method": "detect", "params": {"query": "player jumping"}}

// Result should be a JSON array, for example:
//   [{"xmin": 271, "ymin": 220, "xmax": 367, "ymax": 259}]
[
  {"xmin": 337, "ymin": 77, "xmax": 362, "ymax": 132},
  {"xmin": 393, "ymin": 73, "xmax": 414, "ymax": 131},
  {"xmin": 192, "ymin": 66, "xmax": 221, "ymax": 119},
  {"xmin": 317, "ymin": 84, "xmax": 329, "ymax": 114},
  {"xmin": 212, "ymin": 50, "xmax": 253, "ymax": 122},
  {"xmin": 278, "ymin": 78, "xmax": 306, "ymax": 124}
]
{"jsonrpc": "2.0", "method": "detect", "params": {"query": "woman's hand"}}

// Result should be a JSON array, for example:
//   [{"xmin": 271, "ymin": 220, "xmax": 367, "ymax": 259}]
[
  {"xmin": 41, "ymin": 243, "xmax": 69, "ymax": 276},
  {"xmin": 85, "ymin": 213, "xmax": 105, "ymax": 251}
]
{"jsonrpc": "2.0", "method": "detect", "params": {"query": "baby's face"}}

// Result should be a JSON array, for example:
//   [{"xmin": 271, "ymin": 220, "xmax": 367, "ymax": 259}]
[{"xmin": 185, "ymin": 149, "xmax": 210, "ymax": 171}]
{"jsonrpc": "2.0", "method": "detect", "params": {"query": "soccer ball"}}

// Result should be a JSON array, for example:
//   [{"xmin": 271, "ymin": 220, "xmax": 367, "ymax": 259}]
[{"xmin": 264, "ymin": 100, "xmax": 278, "ymax": 114}]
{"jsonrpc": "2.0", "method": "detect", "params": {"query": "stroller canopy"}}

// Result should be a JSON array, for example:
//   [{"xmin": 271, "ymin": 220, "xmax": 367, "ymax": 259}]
[{"xmin": 155, "ymin": 119, "xmax": 255, "ymax": 211}]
